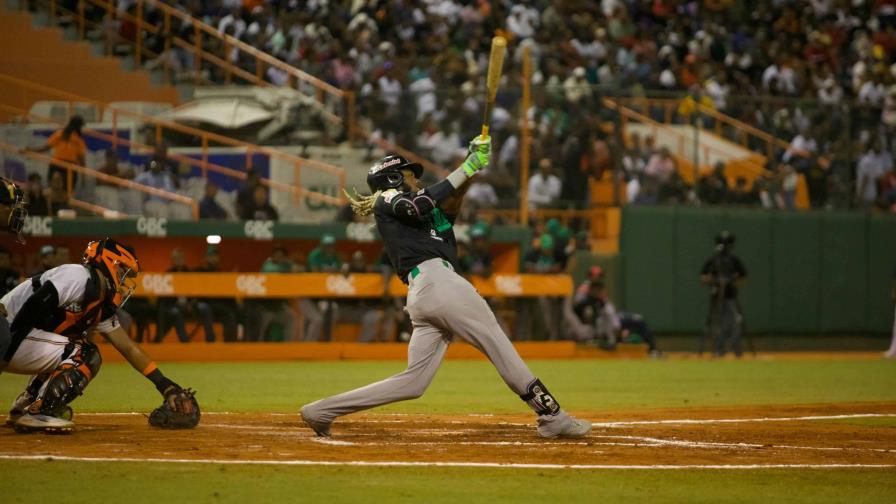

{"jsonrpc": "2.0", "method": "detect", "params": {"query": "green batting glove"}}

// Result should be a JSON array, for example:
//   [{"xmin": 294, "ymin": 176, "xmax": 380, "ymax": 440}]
[{"xmin": 461, "ymin": 135, "xmax": 491, "ymax": 176}]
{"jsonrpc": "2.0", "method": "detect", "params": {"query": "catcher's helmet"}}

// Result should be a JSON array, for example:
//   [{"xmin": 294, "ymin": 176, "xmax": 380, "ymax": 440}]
[
  {"xmin": 366, "ymin": 155, "xmax": 423, "ymax": 192},
  {"xmin": 83, "ymin": 238, "xmax": 140, "ymax": 307}
]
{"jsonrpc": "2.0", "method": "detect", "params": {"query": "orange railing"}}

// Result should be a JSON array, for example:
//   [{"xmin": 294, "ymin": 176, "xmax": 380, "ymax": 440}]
[
  {"xmin": 0, "ymin": 73, "xmax": 345, "ymax": 206},
  {"xmin": 0, "ymin": 141, "xmax": 198, "ymax": 218},
  {"xmin": 7, "ymin": 175, "xmax": 123, "ymax": 218}
]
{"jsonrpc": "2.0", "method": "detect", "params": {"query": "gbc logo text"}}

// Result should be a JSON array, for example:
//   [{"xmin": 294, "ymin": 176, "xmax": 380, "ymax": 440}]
[
  {"xmin": 494, "ymin": 275, "xmax": 523, "ymax": 295},
  {"xmin": 325, "ymin": 275, "xmax": 356, "ymax": 295},
  {"xmin": 23, "ymin": 216, "xmax": 52, "ymax": 236},
  {"xmin": 244, "ymin": 220, "xmax": 274, "ymax": 240},
  {"xmin": 236, "ymin": 275, "xmax": 267, "ymax": 296},
  {"xmin": 141, "ymin": 274, "xmax": 174, "ymax": 295},
  {"xmin": 137, "ymin": 217, "xmax": 167, "ymax": 237}
]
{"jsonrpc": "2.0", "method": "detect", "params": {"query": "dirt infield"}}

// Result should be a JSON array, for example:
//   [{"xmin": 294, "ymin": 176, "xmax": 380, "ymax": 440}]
[{"xmin": 1, "ymin": 403, "xmax": 895, "ymax": 468}]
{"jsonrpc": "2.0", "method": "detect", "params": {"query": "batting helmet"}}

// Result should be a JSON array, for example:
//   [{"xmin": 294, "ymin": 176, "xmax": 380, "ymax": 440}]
[
  {"xmin": 366, "ymin": 155, "xmax": 422, "ymax": 192},
  {"xmin": 715, "ymin": 230, "xmax": 735, "ymax": 248}
]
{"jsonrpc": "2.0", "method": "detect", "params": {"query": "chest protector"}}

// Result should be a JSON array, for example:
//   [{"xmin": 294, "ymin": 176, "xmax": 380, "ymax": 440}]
[{"xmin": 31, "ymin": 266, "xmax": 112, "ymax": 338}]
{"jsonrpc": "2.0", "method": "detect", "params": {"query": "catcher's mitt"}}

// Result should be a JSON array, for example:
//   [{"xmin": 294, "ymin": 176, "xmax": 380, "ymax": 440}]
[{"xmin": 148, "ymin": 387, "xmax": 200, "ymax": 429}]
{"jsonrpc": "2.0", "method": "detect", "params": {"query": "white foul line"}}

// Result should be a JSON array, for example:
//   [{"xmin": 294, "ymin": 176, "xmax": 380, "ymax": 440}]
[
  {"xmin": 593, "ymin": 413, "xmax": 896, "ymax": 428},
  {"xmin": 0, "ymin": 454, "xmax": 892, "ymax": 470}
]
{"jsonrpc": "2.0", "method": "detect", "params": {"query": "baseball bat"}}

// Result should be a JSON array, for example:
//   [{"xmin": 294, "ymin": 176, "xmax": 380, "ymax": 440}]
[{"xmin": 480, "ymin": 35, "xmax": 507, "ymax": 139}]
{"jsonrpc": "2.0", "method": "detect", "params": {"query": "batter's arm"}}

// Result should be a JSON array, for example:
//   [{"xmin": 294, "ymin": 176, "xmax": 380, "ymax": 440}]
[
  {"xmin": 101, "ymin": 323, "xmax": 181, "ymax": 396},
  {"xmin": 441, "ymin": 177, "xmax": 473, "ymax": 219}
]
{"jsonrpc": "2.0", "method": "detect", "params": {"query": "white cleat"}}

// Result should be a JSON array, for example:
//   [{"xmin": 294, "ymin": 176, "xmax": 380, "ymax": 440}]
[
  {"xmin": 5, "ymin": 391, "xmax": 35, "ymax": 427},
  {"xmin": 14, "ymin": 413, "xmax": 74, "ymax": 434},
  {"xmin": 537, "ymin": 411, "xmax": 592, "ymax": 439}
]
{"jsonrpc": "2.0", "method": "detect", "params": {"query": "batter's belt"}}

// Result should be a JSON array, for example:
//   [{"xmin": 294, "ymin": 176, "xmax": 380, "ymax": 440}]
[{"xmin": 407, "ymin": 259, "xmax": 454, "ymax": 283}]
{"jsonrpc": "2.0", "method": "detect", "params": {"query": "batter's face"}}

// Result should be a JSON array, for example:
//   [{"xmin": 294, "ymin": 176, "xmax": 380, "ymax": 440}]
[{"xmin": 401, "ymin": 169, "xmax": 421, "ymax": 192}]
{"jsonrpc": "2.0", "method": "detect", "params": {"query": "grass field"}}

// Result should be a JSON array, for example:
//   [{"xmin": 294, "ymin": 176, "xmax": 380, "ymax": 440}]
[{"xmin": 1, "ymin": 358, "xmax": 895, "ymax": 502}]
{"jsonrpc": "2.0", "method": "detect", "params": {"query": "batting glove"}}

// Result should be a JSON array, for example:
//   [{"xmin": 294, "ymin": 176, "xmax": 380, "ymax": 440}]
[{"xmin": 461, "ymin": 135, "xmax": 491, "ymax": 176}]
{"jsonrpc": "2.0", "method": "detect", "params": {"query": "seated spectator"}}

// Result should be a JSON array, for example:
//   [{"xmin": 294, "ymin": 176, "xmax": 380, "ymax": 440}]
[
  {"xmin": 240, "ymin": 185, "xmax": 279, "ymax": 221},
  {"xmin": 53, "ymin": 243, "xmax": 71, "ymax": 267},
  {"xmin": 199, "ymin": 181, "xmax": 230, "ymax": 220},
  {"xmin": 45, "ymin": 171, "xmax": 71, "ymax": 216},
  {"xmin": 135, "ymin": 159, "xmax": 176, "ymax": 201},
  {"xmin": 25, "ymin": 173, "xmax": 50, "ymax": 216},
  {"xmin": 245, "ymin": 245, "xmax": 297, "ymax": 342},
  {"xmin": 527, "ymin": 158, "xmax": 562, "ymax": 210},
  {"xmin": 193, "ymin": 245, "xmax": 239, "ymax": 342},
  {"xmin": 235, "ymin": 168, "xmax": 262, "ymax": 217},
  {"xmin": 0, "ymin": 246, "xmax": 21, "ymax": 297},
  {"xmin": 96, "ymin": 148, "xmax": 135, "ymax": 183},
  {"xmin": 301, "ymin": 234, "xmax": 342, "ymax": 341}
]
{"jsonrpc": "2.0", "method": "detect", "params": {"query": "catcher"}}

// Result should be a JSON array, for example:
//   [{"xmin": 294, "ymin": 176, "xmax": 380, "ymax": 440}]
[{"xmin": 1, "ymin": 237, "xmax": 199, "ymax": 432}]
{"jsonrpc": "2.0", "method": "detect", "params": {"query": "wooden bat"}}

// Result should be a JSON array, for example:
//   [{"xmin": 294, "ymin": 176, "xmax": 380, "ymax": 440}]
[{"xmin": 480, "ymin": 35, "xmax": 507, "ymax": 139}]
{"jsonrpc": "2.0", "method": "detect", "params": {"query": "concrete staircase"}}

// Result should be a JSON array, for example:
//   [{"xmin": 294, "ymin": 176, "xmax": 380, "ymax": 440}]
[{"xmin": 0, "ymin": 6, "xmax": 178, "ymax": 120}]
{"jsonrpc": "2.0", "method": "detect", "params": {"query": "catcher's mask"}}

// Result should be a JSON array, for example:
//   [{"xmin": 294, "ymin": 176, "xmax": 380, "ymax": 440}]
[
  {"xmin": 83, "ymin": 238, "xmax": 140, "ymax": 307},
  {"xmin": 366, "ymin": 154, "xmax": 423, "ymax": 192},
  {"xmin": 0, "ymin": 177, "xmax": 27, "ymax": 244}
]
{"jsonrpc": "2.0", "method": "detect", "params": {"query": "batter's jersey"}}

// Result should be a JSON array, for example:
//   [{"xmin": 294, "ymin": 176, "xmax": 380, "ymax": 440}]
[
  {"xmin": 374, "ymin": 188, "xmax": 459, "ymax": 282},
  {"xmin": 1, "ymin": 264, "xmax": 119, "ymax": 337}
]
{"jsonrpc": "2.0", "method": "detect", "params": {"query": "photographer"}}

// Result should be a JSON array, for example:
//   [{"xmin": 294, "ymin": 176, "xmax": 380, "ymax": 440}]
[{"xmin": 700, "ymin": 231, "xmax": 747, "ymax": 357}]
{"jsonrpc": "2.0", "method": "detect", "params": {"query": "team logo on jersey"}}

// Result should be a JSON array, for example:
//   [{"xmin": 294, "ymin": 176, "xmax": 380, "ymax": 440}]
[
  {"xmin": 429, "ymin": 229, "xmax": 444, "ymax": 242},
  {"xmin": 65, "ymin": 302, "xmax": 83, "ymax": 313},
  {"xmin": 382, "ymin": 189, "xmax": 399, "ymax": 204}
]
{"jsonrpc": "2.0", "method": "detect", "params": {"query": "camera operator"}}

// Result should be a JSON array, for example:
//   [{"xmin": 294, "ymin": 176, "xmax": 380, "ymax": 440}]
[{"xmin": 700, "ymin": 231, "xmax": 747, "ymax": 357}]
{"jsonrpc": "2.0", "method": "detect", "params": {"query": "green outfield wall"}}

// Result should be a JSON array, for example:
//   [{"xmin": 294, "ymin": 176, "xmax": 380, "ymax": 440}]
[{"xmin": 620, "ymin": 207, "xmax": 896, "ymax": 334}]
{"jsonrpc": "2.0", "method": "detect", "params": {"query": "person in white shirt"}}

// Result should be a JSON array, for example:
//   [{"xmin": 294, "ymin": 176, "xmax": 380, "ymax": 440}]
[
  {"xmin": 856, "ymin": 141, "xmax": 887, "ymax": 205},
  {"xmin": 528, "ymin": 158, "xmax": 562, "ymax": 210}
]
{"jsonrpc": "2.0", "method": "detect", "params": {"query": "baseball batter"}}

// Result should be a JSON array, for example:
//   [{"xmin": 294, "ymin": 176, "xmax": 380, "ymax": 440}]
[
  {"xmin": 301, "ymin": 137, "xmax": 591, "ymax": 438},
  {"xmin": 2, "ymin": 238, "xmax": 198, "ymax": 432}
]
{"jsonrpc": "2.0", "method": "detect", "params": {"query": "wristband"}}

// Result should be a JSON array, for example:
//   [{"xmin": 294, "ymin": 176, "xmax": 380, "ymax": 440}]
[{"xmin": 145, "ymin": 366, "xmax": 176, "ymax": 395}]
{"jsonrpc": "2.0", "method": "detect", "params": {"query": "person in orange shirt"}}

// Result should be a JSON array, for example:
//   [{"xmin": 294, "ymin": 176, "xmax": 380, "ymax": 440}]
[{"xmin": 23, "ymin": 116, "xmax": 86, "ymax": 191}]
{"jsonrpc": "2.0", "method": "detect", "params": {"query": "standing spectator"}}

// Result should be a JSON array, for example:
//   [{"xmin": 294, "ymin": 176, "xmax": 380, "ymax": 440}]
[
  {"xmin": 697, "ymin": 162, "xmax": 729, "ymax": 205},
  {"xmin": 45, "ymin": 171, "xmax": 71, "ymax": 216},
  {"xmin": 24, "ymin": 173, "xmax": 50, "ymax": 216},
  {"xmin": 23, "ymin": 115, "xmax": 86, "ymax": 189},
  {"xmin": 199, "ymin": 181, "xmax": 229, "ymax": 219},
  {"xmin": 240, "ymin": 185, "xmax": 279, "ymax": 221},
  {"xmin": 806, "ymin": 158, "xmax": 831, "ymax": 209},
  {"xmin": 301, "ymin": 234, "xmax": 341, "ymax": 341},
  {"xmin": 29, "ymin": 245, "xmax": 55, "ymax": 276},
  {"xmin": 53, "ymin": 243, "xmax": 71, "ymax": 267},
  {"xmin": 156, "ymin": 248, "xmax": 192, "ymax": 343},
  {"xmin": 0, "ymin": 246, "xmax": 20, "ymax": 297},
  {"xmin": 194, "ymin": 246, "xmax": 239, "ymax": 342},
  {"xmin": 700, "ymin": 231, "xmax": 747, "ymax": 357},
  {"xmin": 245, "ymin": 245, "xmax": 297, "ymax": 342},
  {"xmin": 336, "ymin": 250, "xmax": 384, "ymax": 343},
  {"xmin": 521, "ymin": 234, "xmax": 563, "ymax": 340},
  {"xmin": 856, "ymin": 141, "xmax": 887, "ymax": 207},
  {"xmin": 235, "ymin": 168, "xmax": 262, "ymax": 217},
  {"xmin": 777, "ymin": 163, "xmax": 799, "ymax": 210},
  {"xmin": 527, "ymin": 158, "xmax": 562, "ymax": 209}
]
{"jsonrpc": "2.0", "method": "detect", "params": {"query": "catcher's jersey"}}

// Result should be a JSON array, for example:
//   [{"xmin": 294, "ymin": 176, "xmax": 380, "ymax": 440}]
[
  {"xmin": 373, "ymin": 189, "xmax": 458, "ymax": 282},
  {"xmin": 1, "ymin": 264, "xmax": 118, "ymax": 337}
]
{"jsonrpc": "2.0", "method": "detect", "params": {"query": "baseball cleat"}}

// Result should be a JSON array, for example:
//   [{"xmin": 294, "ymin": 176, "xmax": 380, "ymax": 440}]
[
  {"xmin": 300, "ymin": 406, "xmax": 331, "ymax": 437},
  {"xmin": 14, "ymin": 413, "xmax": 74, "ymax": 434},
  {"xmin": 537, "ymin": 411, "xmax": 592, "ymax": 439}
]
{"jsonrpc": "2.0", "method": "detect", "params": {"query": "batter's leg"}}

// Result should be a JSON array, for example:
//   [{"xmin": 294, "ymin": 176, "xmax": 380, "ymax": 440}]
[{"xmin": 301, "ymin": 320, "xmax": 449, "ymax": 434}]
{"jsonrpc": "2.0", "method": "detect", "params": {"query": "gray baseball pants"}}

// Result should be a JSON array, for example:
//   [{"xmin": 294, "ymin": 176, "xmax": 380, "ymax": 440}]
[{"xmin": 302, "ymin": 258, "xmax": 538, "ymax": 423}]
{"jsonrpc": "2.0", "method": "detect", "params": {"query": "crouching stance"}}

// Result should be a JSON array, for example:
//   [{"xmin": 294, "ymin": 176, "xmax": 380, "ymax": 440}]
[
  {"xmin": 301, "ymin": 139, "xmax": 591, "ymax": 439},
  {"xmin": 1, "ymin": 238, "xmax": 199, "ymax": 433}
]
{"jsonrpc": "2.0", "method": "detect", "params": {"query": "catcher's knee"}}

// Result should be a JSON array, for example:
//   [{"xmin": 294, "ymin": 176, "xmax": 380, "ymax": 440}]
[{"xmin": 32, "ymin": 342, "xmax": 101, "ymax": 415}]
